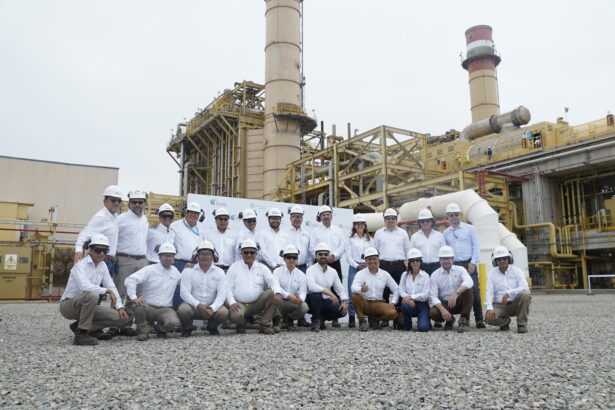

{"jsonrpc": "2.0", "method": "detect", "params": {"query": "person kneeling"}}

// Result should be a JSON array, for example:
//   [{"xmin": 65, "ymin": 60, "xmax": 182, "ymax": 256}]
[
  {"xmin": 273, "ymin": 244, "xmax": 309, "ymax": 331},
  {"xmin": 178, "ymin": 241, "xmax": 229, "ymax": 337},
  {"xmin": 399, "ymin": 248, "xmax": 431, "ymax": 332},
  {"xmin": 125, "ymin": 242, "xmax": 182, "ymax": 341},
  {"xmin": 350, "ymin": 247, "xmax": 399, "ymax": 331}
]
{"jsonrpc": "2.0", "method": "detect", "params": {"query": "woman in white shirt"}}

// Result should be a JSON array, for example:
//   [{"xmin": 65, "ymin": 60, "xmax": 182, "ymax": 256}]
[
  {"xmin": 345, "ymin": 214, "xmax": 373, "ymax": 328},
  {"xmin": 399, "ymin": 248, "xmax": 431, "ymax": 332}
]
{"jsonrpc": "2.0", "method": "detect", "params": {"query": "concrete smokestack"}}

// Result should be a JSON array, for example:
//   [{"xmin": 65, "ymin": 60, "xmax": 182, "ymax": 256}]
[
  {"xmin": 263, "ymin": 0, "xmax": 302, "ymax": 199},
  {"xmin": 462, "ymin": 25, "xmax": 501, "ymax": 123}
]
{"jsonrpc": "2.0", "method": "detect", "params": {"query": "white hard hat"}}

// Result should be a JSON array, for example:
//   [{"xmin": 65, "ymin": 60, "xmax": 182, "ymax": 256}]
[
  {"xmin": 288, "ymin": 205, "xmax": 304, "ymax": 215},
  {"xmin": 407, "ymin": 248, "xmax": 423, "ymax": 259},
  {"xmin": 213, "ymin": 208, "xmax": 229, "ymax": 218},
  {"xmin": 417, "ymin": 209, "xmax": 434, "ymax": 220},
  {"xmin": 266, "ymin": 207, "xmax": 283, "ymax": 218},
  {"xmin": 158, "ymin": 203, "xmax": 175, "ymax": 215},
  {"xmin": 353, "ymin": 214, "xmax": 367, "ymax": 223},
  {"xmin": 317, "ymin": 205, "xmax": 333, "ymax": 217},
  {"xmin": 445, "ymin": 203, "xmax": 462, "ymax": 214},
  {"xmin": 103, "ymin": 185, "xmax": 122, "ymax": 199},
  {"xmin": 383, "ymin": 208, "xmax": 398, "ymax": 218},
  {"xmin": 90, "ymin": 234, "xmax": 110, "ymax": 247},
  {"xmin": 157, "ymin": 242, "xmax": 176, "ymax": 254},
  {"xmin": 186, "ymin": 202, "xmax": 201, "ymax": 213},
  {"xmin": 438, "ymin": 245, "xmax": 455, "ymax": 258},
  {"xmin": 362, "ymin": 247, "xmax": 379, "ymax": 259},
  {"xmin": 314, "ymin": 242, "xmax": 331, "ymax": 253},
  {"xmin": 196, "ymin": 240, "xmax": 216, "ymax": 253},
  {"xmin": 281, "ymin": 244, "xmax": 300, "ymax": 256},
  {"xmin": 128, "ymin": 188, "xmax": 147, "ymax": 200},
  {"xmin": 491, "ymin": 245, "xmax": 513, "ymax": 266},
  {"xmin": 239, "ymin": 239, "xmax": 259, "ymax": 250},
  {"xmin": 239, "ymin": 208, "xmax": 257, "ymax": 219}
]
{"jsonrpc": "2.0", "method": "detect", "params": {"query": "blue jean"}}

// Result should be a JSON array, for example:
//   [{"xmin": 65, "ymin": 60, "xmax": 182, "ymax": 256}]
[
  {"xmin": 104, "ymin": 259, "xmax": 117, "ymax": 278},
  {"xmin": 347, "ymin": 266, "xmax": 358, "ymax": 317},
  {"xmin": 401, "ymin": 301, "xmax": 430, "ymax": 332}
]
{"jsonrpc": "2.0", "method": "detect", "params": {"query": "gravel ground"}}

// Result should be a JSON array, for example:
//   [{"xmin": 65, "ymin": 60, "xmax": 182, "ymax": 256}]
[{"xmin": 1, "ymin": 294, "xmax": 614, "ymax": 409}]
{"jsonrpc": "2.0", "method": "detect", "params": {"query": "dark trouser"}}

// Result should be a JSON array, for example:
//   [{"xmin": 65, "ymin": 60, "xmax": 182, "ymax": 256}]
[
  {"xmin": 104, "ymin": 259, "xmax": 117, "ymax": 277},
  {"xmin": 423, "ymin": 262, "xmax": 440, "ymax": 276},
  {"xmin": 429, "ymin": 289, "xmax": 474, "ymax": 321},
  {"xmin": 306, "ymin": 293, "xmax": 343, "ymax": 322},
  {"xmin": 454, "ymin": 259, "xmax": 483, "ymax": 320},
  {"xmin": 172, "ymin": 260, "xmax": 190, "ymax": 310},
  {"xmin": 327, "ymin": 260, "xmax": 342, "ymax": 281},
  {"xmin": 379, "ymin": 261, "xmax": 406, "ymax": 303},
  {"xmin": 401, "ymin": 301, "xmax": 430, "ymax": 332},
  {"xmin": 297, "ymin": 264, "xmax": 308, "ymax": 273}
]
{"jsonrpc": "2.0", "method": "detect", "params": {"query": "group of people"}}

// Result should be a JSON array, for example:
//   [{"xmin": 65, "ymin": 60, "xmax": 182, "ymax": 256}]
[{"xmin": 60, "ymin": 185, "xmax": 531, "ymax": 345}]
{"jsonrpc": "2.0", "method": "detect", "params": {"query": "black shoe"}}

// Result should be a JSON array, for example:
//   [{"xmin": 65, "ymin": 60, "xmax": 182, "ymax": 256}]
[
  {"xmin": 69, "ymin": 321, "xmax": 79, "ymax": 335},
  {"xmin": 348, "ymin": 315, "xmax": 356, "ymax": 328},
  {"xmin": 89, "ymin": 330, "xmax": 113, "ymax": 340},
  {"xmin": 476, "ymin": 320, "xmax": 486, "ymax": 329},
  {"xmin": 181, "ymin": 329, "xmax": 192, "ymax": 338},
  {"xmin": 499, "ymin": 325, "xmax": 510, "ymax": 331},
  {"xmin": 298, "ymin": 318, "xmax": 311, "ymax": 327},
  {"xmin": 207, "ymin": 326, "xmax": 220, "ymax": 335},
  {"xmin": 105, "ymin": 327, "xmax": 119, "ymax": 337},
  {"xmin": 74, "ymin": 330, "xmax": 99, "ymax": 346},
  {"xmin": 119, "ymin": 327, "xmax": 138, "ymax": 337},
  {"xmin": 320, "ymin": 321, "xmax": 326, "ymax": 330},
  {"xmin": 433, "ymin": 322, "xmax": 443, "ymax": 328}
]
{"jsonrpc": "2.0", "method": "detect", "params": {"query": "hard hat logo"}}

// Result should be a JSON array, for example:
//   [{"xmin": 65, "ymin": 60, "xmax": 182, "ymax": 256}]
[
  {"xmin": 438, "ymin": 245, "xmax": 455, "ymax": 258},
  {"xmin": 157, "ymin": 242, "xmax": 176, "ymax": 254}
]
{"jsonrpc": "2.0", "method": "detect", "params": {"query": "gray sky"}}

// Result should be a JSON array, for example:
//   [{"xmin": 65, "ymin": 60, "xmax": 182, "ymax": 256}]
[{"xmin": 1, "ymin": 0, "xmax": 614, "ymax": 196}]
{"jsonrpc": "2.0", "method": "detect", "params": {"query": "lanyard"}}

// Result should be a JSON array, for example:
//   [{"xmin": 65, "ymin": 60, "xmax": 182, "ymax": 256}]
[{"xmin": 183, "ymin": 219, "xmax": 200, "ymax": 236}]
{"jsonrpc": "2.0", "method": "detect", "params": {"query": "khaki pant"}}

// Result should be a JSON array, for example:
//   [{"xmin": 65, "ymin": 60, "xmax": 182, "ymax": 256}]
[
  {"xmin": 115, "ymin": 255, "xmax": 148, "ymax": 300},
  {"xmin": 351, "ymin": 294, "xmax": 398, "ymax": 321},
  {"xmin": 126, "ymin": 300, "xmax": 180, "ymax": 333},
  {"xmin": 279, "ymin": 299, "xmax": 309, "ymax": 320},
  {"xmin": 485, "ymin": 291, "xmax": 531, "ymax": 327},
  {"xmin": 177, "ymin": 302, "xmax": 229, "ymax": 330},
  {"xmin": 229, "ymin": 289, "xmax": 276, "ymax": 327},
  {"xmin": 429, "ymin": 289, "xmax": 474, "ymax": 322},
  {"xmin": 60, "ymin": 291, "xmax": 132, "ymax": 331}
]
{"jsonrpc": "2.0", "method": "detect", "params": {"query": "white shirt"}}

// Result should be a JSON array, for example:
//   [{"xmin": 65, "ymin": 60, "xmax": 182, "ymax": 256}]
[
  {"xmin": 61, "ymin": 256, "xmax": 123, "ymax": 309},
  {"xmin": 180, "ymin": 264, "xmax": 227, "ymax": 312},
  {"xmin": 116, "ymin": 210, "xmax": 149, "ymax": 256},
  {"xmin": 309, "ymin": 224, "xmax": 346, "ymax": 262},
  {"xmin": 373, "ymin": 227, "xmax": 411, "ymax": 261},
  {"xmin": 284, "ymin": 225, "xmax": 312, "ymax": 266},
  {"xmin": 170, "ymin": 219, "xmax": 205, "ymax": 261},
  {"xmin": 256, "ymin": 227, "xmax": 291, "ymax": 268},
  {"xmin": 351, "ymin": 268, "xmax": 399, "ymax": 304},
  {"xmin": 273, "ymin": 265, "xmax": 307, "ymax": 301},
  {"xmin": 75, "ymin": 207, "xmax": 118, "ymax": 256},
  {"xmin": 345, "ymin": 234, "xmax": 374, "ymax": 268},
  {"xmin": 146, "ymin": 224, "xmax": 176, "ymax": 263},
  {"xmin": 430, "ymin": 265, "xmax": 474, "ymax": 306},
  {"xmin": 409, "ymin": 229, "xmax": 447, "ymax": 264},
  {"xmin": 305, "ymin": 263, "xmax": 348, "ymax": 301},
  {"xmin": 204, "ymin": 228, "xmax": 238, "ymax": 267},
  {"xmin": 485, "ymin": 265, "xmax": 530, "ymax": 310},
  {"xmin": 226, "ymin": 260, "xmax": 282, "ymax": 305},
  {"xmin": 235, "ymin": 226, "xmax": 259, "ymax": 261},
  {"xmin": 399, "ymin": 270, "xmax": 431, "ymax": 302},
  {"xmin": 124, "ymin": 263, "xmax": 181, "ymax": 307}
]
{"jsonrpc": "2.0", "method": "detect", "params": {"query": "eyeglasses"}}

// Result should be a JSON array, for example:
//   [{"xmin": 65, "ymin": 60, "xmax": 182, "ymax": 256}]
[
  {"xmin": 284, "ymin": 255, "xmax": 298, "ymax": 260},
  {"xmin": 108, "ymin": 198, "xmax": 121, "ymax": 204},
  {"xmin": 317, "ymin": 252, "xmax": 330, "ymax": 257},
  {"xmin": 408, "ymin": 258, "xmax": 422, "ymax": 263},
  {"xmin": 244, "ymin": 219, "xmax": 256, "ymax": 224},
  {"xmin": 448, "ymin": 213, "xmax": 460, "ymax": 217},
  {"xmin": 242, "ymin": 251, "xmax": 257, "ymax": 255},
  {"xmin": 130, "ymin": 201, "xmax": 144, "ymax": 205},
  {"xmin": 384, "ymin": 217, "xmax": 397, "ymax": 221},
  {"xmin": 494, "ymin": 257, "xmax": 509, "ymax": 262},
  {"xmin": 216, "ymin": 217, "xmax": 229, "ymax": 222},
  {"xmin": 91, "ymin": 247, "xmax": 109, "ymax": 255},
  {"xmin": 419, "ymin": 220, "xmax": 431, "ymax": 224},
  {"xmin": 290, "ymin": 215, "xmax": 303, "ymax": 220},
  {"xmin": 160, "ymin": 214, "xmax": 174, "ymax": 220}
]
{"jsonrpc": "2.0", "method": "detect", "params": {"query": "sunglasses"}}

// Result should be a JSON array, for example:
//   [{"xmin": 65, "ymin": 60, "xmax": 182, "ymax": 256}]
[
  {"xmin": 242, "ymin": 251, "xmax": 257, "ymax": 255},
  {"xmin": 408, "ymin": 258, "xmax": 422, "ymax": 263},
  {"xmin": 160, "ymin": 214, "xmax": 174, "ymax": 220},
  {"xmin": 91, "ymin": 247, "xmax": 109, "ymax": 255},
  {"xmin": 216, "ymin": 217, "xmax": 229, "ymax": 222},
  {"xmin": 108, "ymin": 198, "xmax": 122, "ymax": 204},
  {"xmin": 317, "ymin": 252, "xmax": 330, "ymax": 257},
  {"xmin": 130, "ymin": 201, "xmax": 144, "ymax": 205},
  {"xmin": 448, "ymin": 213, "xmax": 460, "ymax": 217},
  {"xmin": 384, "ymin": 217, "xmax": 397, "ymax": 221},
  {"xmin": 494, "ymin": 257, "xmax": 509, "ymax": 262},
  {"xmin": 290, "ymin": 215, "xmax": 303, "ymax": 220},
  {"xmin": 419, "ymin": 220, "xmax": 431, "ymax": 224},
  {"xmin": 284, "ymin": 255, "xmax": 298, "ymax": 260},
  {"xmin": 244, "ymin": 219, "xmax": 256, "ymax": 223}
]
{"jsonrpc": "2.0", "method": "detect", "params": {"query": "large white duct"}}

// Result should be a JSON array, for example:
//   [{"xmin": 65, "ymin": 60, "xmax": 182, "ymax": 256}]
[{"xmin": 499, "ymin": 223, "xmax": 529, "ymax": 277}]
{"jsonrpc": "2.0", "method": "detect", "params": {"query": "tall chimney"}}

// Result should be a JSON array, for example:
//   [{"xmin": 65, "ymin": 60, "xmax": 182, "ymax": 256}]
[
  {"xmin": 462, "ymin": 25, "xmax": 501, "ymax": 123},
  {"xmin": 263, "ymin": 0, "xmax": 302, "ymax": 199}
]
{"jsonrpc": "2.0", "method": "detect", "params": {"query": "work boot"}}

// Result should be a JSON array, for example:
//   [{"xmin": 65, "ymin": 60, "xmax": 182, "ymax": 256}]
[
  {"xmin": 259, "ymin": 325, "xmax": 275, "ymax": 335},
  {"xmin": 475, "ymin": 319, "xmax": 486, "ymax": 329},
  {"xmin": 119, "ymin": 327, "xmax": 138, "ymax": 337},
  {"xmin": 433, "ymin": 322, "xmax": 443, "ymax": 328},
  {"xmin": 88, "ymin": 330, "xmax": 113, "ymax": 340},
  {"xmin": 207, "ymin": 325, "xmax": 220, "ymax": 335},
  {"xmin": 320, "ymin": 321, "xmax": 327, "ymax": 330},
  {"xmin": 181, "ymin": 329, "xmax": 192, "ymax": 338},
  {"xmin": 331, "ymin": 319, "xmax": 341, "ymax": 328},
  {"xmin": 298, "ymin": 318, "xmax": 311, "ymax": 327},
  {"xmin": 380, "ymin": 321, "xmax": 389, "ymax": 328},
  {"xmin": 499, "ymin": 325, "xmax": 510, "ymax": 332},
  {"xmin": 154, "ymin": 324, "xmax": 167, "ymax": 338},
  {"xmin": 444, "ymin": 316, "xmax": 456, "ymax": 330},
  {"xmin": 69, "ymin": 321, "xmax": 79, "ymax": 335},
  {"xmin": 221, "ymin": 321, "xmax": 236, "ymax": 329},
  {"xmin": 359, "ymin": 318, "xmax": 369, "ymax": 332},
  {"xmin": 280, "ymin": 317, "xmax": 290, "ymax": 330},
  {"xmin": 517, "ymin": 325, "xmax": 528, "ymax": 334},
  {"xmin": 458, "ymin": 317, "xmax": 470, "ymax": 333},
  {"xmin": 286, "ymin": 321, "xmax": 298, "ymax": 331},
  {"xmin": 368, "ymin": 318, "xmax": 380, "ymax": 330},
  {"xmin": 74, "ymin": 330, "xmax": 99, "ymax": 346},
  {"xmin": 311, "ymin": 319, "xmax": 321, "ymax": 332},
  {"xmin": 105, "ymin": 327, "xmax": 119, "ymax": 338},
  {"xmin": 236, "ymin": 326, "xmax": 246, "ymax": 334},
  {"xmin": 136, "ymin": 332, "xmax": 149, "ymax": 341},
  {"xmin": 348, "ymin": 315, "xmax": 356, "ymax": 328},
  {"xmin": 272, "ymin": 317, "xmax": 281, "ymax": 333}
]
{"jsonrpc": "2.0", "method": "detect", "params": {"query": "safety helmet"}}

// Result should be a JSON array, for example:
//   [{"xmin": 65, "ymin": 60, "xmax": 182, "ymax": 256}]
[
  {"xmin": 186, "ymin": 202, "xmax": 201, "ymax": 213},
  {"xmin": 383, "ymin": 208, "xmax": 398, "ymax": 218},
  {"xmin": 438, "ymin": 245, "xmax": 455, "ymax": 258},
  {"xmin": 89, "ymin": 234, "xmax": 110, "ymax": 247},
  {"xmin": 266, "ymin": 208, "xmax": 283, "ymax": 218},
  {"xmin": 407, "ymin": 248, "xmax": 423, "ymax": 260},
  {"xmin": 491, "ymin": 245, "xmax": 514, "ymax": 267},
  {"xmin": 157, "ymin": 242, "xmax": 177, "ymax": 254},
  {"xmin": 128, "ymin": 188, "xmax": 148, "ymax": 200},
  {"xmin": 353, "ymin": 214, "xmax": 367, "ymax": 224},
  {"xmin": 445, "ymin": 203, "xmax": 462, "ymax": 214},
  {"xmin": 417, "ymin": 209, "xmax": 434, "ymax": 220},
  {"xmin": 239, "ymin": 239, "xmax": 259, "ymax": 250},
  {"xmin": 280, "ymin": 244, "xmax": 300, "ymax": 257},
  {"xmin": 103, "ymin": 185, "xmax": 123, "ymax": 199},
  {"xmin": 158, "ymin": 203, "xmax": 175, "ymax": 215},
  {"xmin": 362, "ymin": 247, "xmax": 379, "ymax": 259},
  {"xmin": 316, "ymin": 205, "xmax": 333, "ymax": 217},
  {"xmin": 239, "ymin": 208, "xmax": 257, "ymax": 219},
  {"xmin": 196, "ymin": 240, "xmax": 216, "ymax": 253},
  {"xmin": 288, "ymin": 205, "xmax": 304, "ymax": 215},
  {"xmin": 213, "ymin": 208, "xmax": 230, "ymax": 218},
  {"xmin": 314, "ymin": 242, "xmax": 331, "ymax": 253}
]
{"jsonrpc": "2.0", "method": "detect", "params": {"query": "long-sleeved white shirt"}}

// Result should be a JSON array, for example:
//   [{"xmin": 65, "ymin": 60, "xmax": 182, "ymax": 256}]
[
  {"xmin": 305, "ymin": 263, "xmax": 348, "ymax": 301},
  {"xmin": 146, "ymin": 224, "xmax": 176, "ymax": 263},
  {"xmin": 485, "ymin": 265, "xmax": 530, "ymax": 310},
  {"xmin": 284, "ymin": 225, "xmax": 312, "ymax": 266},
  {"xmin": 226, "ymin": 260, "xmax": 282, "ymax": 305},
  {"xmin": 409, "ymin": 229, "xmax": 447, "ymax": 264},
  {"xmin": 373, "ymin": 227, "xmax": 411, "ymax": 261},
  {"xmin": 273, "ymin": 265, "xmax": 307, "ymax": 301},
  {"xmin": 430, "ymin": 265, "xmax": 474, "ymax": 306},
  {"xmin": 180, "ymin": 264, "xmax": 227, "ymax": 312},
  {"xmin": 345, "ymin": 234, "xmax": 374, "ymax": 268},
  {"xmin": 124, "ymin": 263, "xmax": 181, "ymax": 307},
  {"xmin": 309, "ymin": 224, "xmax": 347, "ymax": 262},
  {"xmin": 351, "ymin": 268, "xmax": 399, "ymax": 304},
  {"xmin": 75, "ymin": 207, "xmax": 118, "ymax": 256},
  {"xmin": 399, "ymin": 270, "xmax": 431, "ymax": 302},
  {"xmin": 256, "ymin": 227, "xmax": 291, "ymax": 268},
  {"xmin": 204, "ymin": 228, "xmax": 238, "ymax": 267},
  {"xmin": 61, "ymin": 256, "xmax": 123, "ymax": 309},
  {"xmin": 234, "ymin": 226, "xmax": 260, "ymax": 261},
  {"xmin": 116, "ymin": 210, "xmax": 149, "ymax": 256},
  {"xmin": 170, "ymin": 219, "xmax": 205, "ymax": 261}
]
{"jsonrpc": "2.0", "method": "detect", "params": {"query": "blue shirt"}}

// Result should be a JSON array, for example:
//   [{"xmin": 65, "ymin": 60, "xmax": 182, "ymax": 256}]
[{"xmin": 443, "ymin": 222, "xmax": 480, "ymax": 264}]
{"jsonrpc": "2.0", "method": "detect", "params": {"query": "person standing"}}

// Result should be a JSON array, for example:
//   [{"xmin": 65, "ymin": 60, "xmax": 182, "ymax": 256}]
[
  {"xmin": 272, "ymin": 244, "xmax": 309, "ymax": 332},
  {"xmin": 409, "ymin": 209, "xmax": 446, "ymax": 275},
  {"xmin": 234, "ymin": 208, "xmax": 260, "ymax": 262},
  {"xmin": 170, "ymin": 202, "xmax": 205, "ymax": 272},
  {"xmin": 399, "ymin": 248, "xmax": 431, "ymax": 332},
  {"xmin": 345, "ymin": 214, "xmax": 373, "ymax": 328},
  {"xmin": 146, "ymin": 203, "xmax": 176, "ymax": 264},
  {"xmin": 284, "ymin": 205, "xmax": 312, "ymax": 273},
  {"xmin": 204, "ymin": 208, "xmax": 238, "ymax": 272},
  {"xmin": 256, "ymin": 208, "xmax": 291, "ymax": 271}
]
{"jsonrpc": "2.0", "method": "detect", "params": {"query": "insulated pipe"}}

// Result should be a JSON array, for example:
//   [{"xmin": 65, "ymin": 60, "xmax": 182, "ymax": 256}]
[
  {"xmin": 499, "ymin": 223, "xmax": 529, "ymax": 277},
  {"xmin": 460, "ymin": 106, "xmax": 531, "ymax": 141}
]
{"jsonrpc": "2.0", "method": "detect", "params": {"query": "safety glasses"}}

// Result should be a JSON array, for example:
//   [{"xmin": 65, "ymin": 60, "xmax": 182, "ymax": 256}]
[
  {"xmin": 317, "ymin": 252, "xmax": 329, "ymax": 257},
  {"xmin": 242, "ymin": 251, "xmax": 257, "ymax": 255},
  {"xmin": 91, "ymin": 247, "xmax": 109, "ymax": 255},
  {"xmin": 108, "ymin": 198, "xmax": 122, "ymax": 204},
  {"xmin": 408, "ymin": 258, "xmax": 422, "ymax": 264},
  {"xmin": 284, "ymin": 255, "xmax": 298, "ymax": 260},
  {"xmin": 130, "ymin": 200, "xmax": 144, "ymax": 206},
  {"xmin": 216, "ymin": 217, "xmax": 229, "ymax": 222},
  {"xmin": 448, "ymin": 213, "xmax": 460, "ymax": 217},
  {"xmin": 160, "ymin": 214, "xmax": 174, "ymax": 220}
]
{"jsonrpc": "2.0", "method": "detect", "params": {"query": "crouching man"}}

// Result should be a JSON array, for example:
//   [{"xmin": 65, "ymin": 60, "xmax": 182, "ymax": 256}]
[
  {"xmin": 350, "ymin": 247, "xmax": 399, "ymax": 331},
  {"xmin": 178, "ymin": 241, "xmax": 229, "ymax": 337},
  {"xmin": 272, "ymin": 244, "xmax": 309, "ymax": 331},
  {"xmin": 429, "ymin": 246, "xmax": 474, "ymax": 332},
  {"xmin": 60, "ymin": 234, "xmax": 132, "ymax": 346},
  {"xmin": 485, "ymin": 246, "xmax": 531, "ymax": 333},
  {"xmin": 227, "ymin": 239, "xmax": 283, "ymax": 335},
  {"xmin": 305, "ymin": 242, "xmax": 349, "ymax": 332},
  {"xmin": 125, "ymin": 242, "xmax": 181, "ymax": 341}
]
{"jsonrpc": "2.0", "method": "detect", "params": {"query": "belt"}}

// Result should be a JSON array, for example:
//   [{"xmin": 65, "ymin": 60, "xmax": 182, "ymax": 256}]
[
  {"xmin": 380, "ymin": 260, "xmax": 405, "ymax": 265},
  {"xmin": 216, "ymin": 265, "xmax": 230, "ymax": 270},
  {"xmin": 117, "ymin": 253, "xmax": 146, "ymax": 260},
  {"xmin": 297, "ymin": 264, "xmax": 307, "ymax": 269}
]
